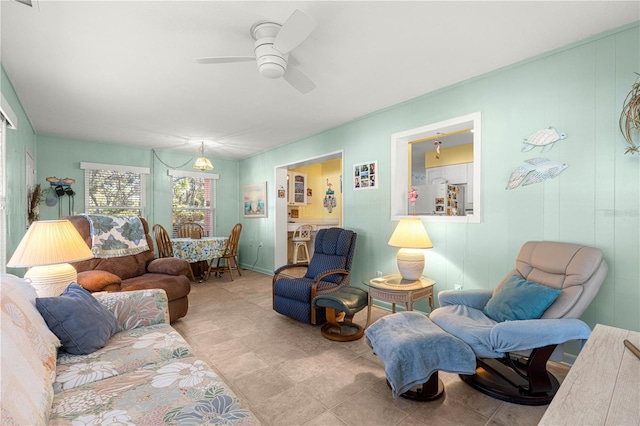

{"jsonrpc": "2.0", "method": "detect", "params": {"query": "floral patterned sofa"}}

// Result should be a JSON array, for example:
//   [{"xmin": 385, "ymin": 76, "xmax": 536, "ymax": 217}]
[{"xmin": 0, "ymin": 274, "xmax": 259, "ymax": 425}]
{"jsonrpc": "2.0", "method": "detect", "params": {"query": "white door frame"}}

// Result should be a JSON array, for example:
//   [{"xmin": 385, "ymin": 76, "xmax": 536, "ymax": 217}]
[{"xmin": 273, "ymin": 150, "xmax": 344, "ymax": 267}]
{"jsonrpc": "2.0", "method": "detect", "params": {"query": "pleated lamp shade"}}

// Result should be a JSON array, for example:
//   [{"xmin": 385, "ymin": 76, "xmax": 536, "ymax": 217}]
[
  {"xmin": 388, "ymin": 218, "xmax": 433, "ymax": 281},
  {"xmin": 7, "ymin": 220, "xmax": 94, "ymax": 296}
]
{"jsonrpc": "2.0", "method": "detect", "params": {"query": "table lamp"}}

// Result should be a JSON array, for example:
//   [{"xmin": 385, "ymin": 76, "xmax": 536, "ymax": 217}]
[
  {"xmin": 7, "ymin": 219, "xmax": 94, "ymax": 297},
  {"xmin": 388, "ymin": 217, "xmax": 433, "ymax": 281}
]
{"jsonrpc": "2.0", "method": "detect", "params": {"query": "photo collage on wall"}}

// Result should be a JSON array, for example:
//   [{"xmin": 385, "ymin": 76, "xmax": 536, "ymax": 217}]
[{"xmin": 353, "ymin": 160, "xmax": 378, "ymax": 190}]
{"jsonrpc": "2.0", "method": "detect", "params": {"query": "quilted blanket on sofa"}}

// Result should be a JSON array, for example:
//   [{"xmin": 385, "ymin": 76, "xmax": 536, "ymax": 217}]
[{"xmin": 80, "ymin": 214, "xmax": 149, "ymax": 258}]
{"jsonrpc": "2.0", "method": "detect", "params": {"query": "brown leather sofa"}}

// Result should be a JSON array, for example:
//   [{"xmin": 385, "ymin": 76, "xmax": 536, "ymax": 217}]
[{"xmin": 64, "ymin": 215, "xmax": 191, "ymax": 322}]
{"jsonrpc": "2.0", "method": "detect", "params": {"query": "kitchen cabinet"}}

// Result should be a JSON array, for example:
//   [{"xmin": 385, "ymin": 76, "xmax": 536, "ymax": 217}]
[
  {"xmin": 425, "ymin": 167, "xmax": 445, "ymax": 184},
  {"xmin": 288, "ymin": 171, "xmax": 307, "ymax": 205},
  {"xmin": 425, "ymin": 163, "xmax": 468, "ymax": 185}
]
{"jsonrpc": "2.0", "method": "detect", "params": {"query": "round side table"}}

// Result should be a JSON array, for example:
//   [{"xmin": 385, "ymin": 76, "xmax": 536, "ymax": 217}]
[{"xmin": 364, "ymin": 274, "xmax": 435, "ymax": 328}]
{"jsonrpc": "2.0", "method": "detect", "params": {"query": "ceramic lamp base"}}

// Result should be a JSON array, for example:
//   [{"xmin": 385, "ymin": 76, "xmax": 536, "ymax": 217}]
[
  {"xmin": 396, "ymin": 248, "xmax": 425, "ymax": 281},
  {"xmin": 25, "ymin": 263, "xmax": 77, "ymax": 297}
]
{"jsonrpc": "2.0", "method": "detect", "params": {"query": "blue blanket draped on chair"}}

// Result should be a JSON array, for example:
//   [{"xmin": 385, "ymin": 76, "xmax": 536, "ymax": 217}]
[{"xmin": 80, "ymin": 214, "xmax": 149, "ymax": 258}]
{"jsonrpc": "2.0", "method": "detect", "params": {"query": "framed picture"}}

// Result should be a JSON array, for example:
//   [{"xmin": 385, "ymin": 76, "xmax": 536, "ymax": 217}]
[
  {"xmin": 243, "ymin": 182, "xmax": 267, "ymax": 218},
  {"xmin": 353, "ymin": 160, "xmax": 378, "ymax": 190}
]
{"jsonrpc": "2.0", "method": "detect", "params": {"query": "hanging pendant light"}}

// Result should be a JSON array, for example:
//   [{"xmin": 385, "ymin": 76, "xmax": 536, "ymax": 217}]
[{"xmin": 193, "ymin": 142, "xmax": 214, "ymax": 171}]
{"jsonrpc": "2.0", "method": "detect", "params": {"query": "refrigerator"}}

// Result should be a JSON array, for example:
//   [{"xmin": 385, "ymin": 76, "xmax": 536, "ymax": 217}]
[{"xmin": 413, "ymin": 183, "xmax": 465, "ymax": 216}]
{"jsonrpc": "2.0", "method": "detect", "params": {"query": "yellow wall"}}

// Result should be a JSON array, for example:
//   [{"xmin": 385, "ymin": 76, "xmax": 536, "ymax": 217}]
[
  {"xmin": 289, "ymin": 158, "xmax": 342, "ymax": 223},
  {"xmin": 425, "ymin": 143, "xmax": 473, "ymax": 168}
]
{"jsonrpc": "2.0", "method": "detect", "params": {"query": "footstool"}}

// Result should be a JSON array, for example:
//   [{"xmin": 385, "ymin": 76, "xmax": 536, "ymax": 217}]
[
  {"xmin": 365, "ymin": 311, "xmax": 476, "ymax": 400},
  {"xmin": 312, "ymin": 287, "xmax": 368, "ymax": 342}
]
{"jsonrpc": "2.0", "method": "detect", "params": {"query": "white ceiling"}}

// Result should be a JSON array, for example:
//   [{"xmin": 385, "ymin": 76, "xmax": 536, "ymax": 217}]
[{"xmin": 2, "ymin": 1, "xmax": 639, "ymax": 160}]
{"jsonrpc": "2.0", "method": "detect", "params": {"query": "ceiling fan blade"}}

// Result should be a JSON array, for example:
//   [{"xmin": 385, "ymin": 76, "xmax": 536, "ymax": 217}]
[
  {"xmin": 273, "ymin": 10, "xmax": 316, "ymax": 54},
  {"xmin": 195, "ymin": 56, "xmax": 255, "ymax": 64},
  {"xmin": 283, "ymin": 65, "xmax": 316, "ymax": 94}
]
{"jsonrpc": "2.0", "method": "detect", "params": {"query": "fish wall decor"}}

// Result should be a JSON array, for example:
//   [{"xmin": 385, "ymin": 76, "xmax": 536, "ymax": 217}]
[
  {"xmin": 522, "ymin": 127, "xmax": 567, "ymax": 152},
  {"xmin": 506, "ymin": 158, "xmax": 568, "ymax": 189}
]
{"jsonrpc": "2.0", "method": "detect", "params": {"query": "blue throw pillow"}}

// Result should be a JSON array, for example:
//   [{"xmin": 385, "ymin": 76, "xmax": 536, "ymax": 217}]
[
  {"xmin": 36, "ymin": 283, "xmax": 118, "ymax": 355},
  {"xmin": 483, "ymin": 275, "xmax": 562, "ymax": 322}
]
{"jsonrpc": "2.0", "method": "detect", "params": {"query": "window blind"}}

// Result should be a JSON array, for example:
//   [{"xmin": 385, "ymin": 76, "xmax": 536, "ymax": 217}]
[{"xmin": 81, "ymin": 162, "xmax": 149, "ymax": 217}]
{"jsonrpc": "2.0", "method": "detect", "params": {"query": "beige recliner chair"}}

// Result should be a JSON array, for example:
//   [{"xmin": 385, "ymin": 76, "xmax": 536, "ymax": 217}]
[{"xmin": 430, "ymin": 241, "xmax": 608, "ymax": 405}]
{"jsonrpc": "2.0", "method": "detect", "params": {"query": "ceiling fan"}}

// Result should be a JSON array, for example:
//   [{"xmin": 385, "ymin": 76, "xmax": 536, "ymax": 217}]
[{"xmin": 195, "ymin": 10, "xmax": 317, "ymax": 94}]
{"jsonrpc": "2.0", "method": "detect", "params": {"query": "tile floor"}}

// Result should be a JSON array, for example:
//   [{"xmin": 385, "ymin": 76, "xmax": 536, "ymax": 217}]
[{"xmin": 172, "ymin": 270, "xmax": 569, "ymax": 426}]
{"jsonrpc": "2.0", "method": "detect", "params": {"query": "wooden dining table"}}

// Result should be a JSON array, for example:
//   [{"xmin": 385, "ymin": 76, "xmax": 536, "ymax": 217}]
[{"xmin": 170, "ymin": 236, "xmax": 228, "ymax": 280}]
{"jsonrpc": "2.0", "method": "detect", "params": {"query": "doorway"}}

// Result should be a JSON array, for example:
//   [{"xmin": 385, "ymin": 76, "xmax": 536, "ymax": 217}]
[{"xmin": 274, "ymin": 150, "xmax": 343, "ymax": 267}]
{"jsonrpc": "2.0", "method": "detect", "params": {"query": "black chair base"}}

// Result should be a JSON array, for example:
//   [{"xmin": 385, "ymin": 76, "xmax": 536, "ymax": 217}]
[
  {"xmin": 460, "ymin": 355, "xmax": 560, "ymax": 406},
  {"xmin": 386, "ymin": 373, "xmax": 444, "ymax": 401}
]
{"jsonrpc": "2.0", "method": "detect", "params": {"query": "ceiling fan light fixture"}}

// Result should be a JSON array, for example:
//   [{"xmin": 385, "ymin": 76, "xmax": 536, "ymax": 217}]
[
  {"xmin": 195, "ymin": 9, "xmax": 316, "ymax": 93},
  {"xmin": 193, "ymin": 142, "xmax": 214, "ymax": 171},
  {"xmin": 258, "ymin": 62, "xmax": 286, "ymax": 79},
  {"xmin": 255, "ymin": 39, "xmax": 287, "ymax": 79}
]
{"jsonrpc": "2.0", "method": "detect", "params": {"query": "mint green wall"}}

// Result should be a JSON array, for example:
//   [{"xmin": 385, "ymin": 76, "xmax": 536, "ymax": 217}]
[
  {"xmin": 35, "ymin": 135, "xmax": 240, "ymax": 239},
  {"xmin": 1, "ymin": 63, "xmax": 37, "ymax": 274},
  {"xmin": 239, "ymin": 23, "xmax": 640, "ymax": 335},
  {"xmin": 3, "ymin": 23, "xmax": 639, "ymax": 341},
  {"xmin": 36, "ymin": 135, "xmax": 151, "ymax": 221}
]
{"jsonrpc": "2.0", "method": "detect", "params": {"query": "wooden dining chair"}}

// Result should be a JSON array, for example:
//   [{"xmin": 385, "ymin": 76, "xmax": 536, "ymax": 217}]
[
  {"xmin": 177, "ymin": 222, "xmax": 204, "ymax": 239},
  {"xmin": 208, "ymin": 223, "xmax": 242, "ymax": 281},
  {"xmin": 176, "ymin": 222, "xmax": 208, "ymax": 279},
  {"xmin": 153, "ymin": 224, "xmax": 196, "ymax": 281}
]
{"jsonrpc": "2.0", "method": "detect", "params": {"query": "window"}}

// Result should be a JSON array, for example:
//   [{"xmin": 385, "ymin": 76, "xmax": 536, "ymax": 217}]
[
  {"xmin": 391, "ymin": 111, "xmax": 482, "ymax": 223},
  {"xmin": 81, "ymin": 162, "xmax": 149, "ymax": 217},
  {"xmin": 168, "ymin": 170, "xmax": 219, "ymax": 237}
]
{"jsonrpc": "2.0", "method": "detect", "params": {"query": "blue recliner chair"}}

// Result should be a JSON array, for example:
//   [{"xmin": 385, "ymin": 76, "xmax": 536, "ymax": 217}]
[
  {"xmin": 430, "ymin": 241, "xmax": 608, "ymax": 405},
  {"xmin": 272, "ymin": 228, "xmax": 357, "ymax": 324}
]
